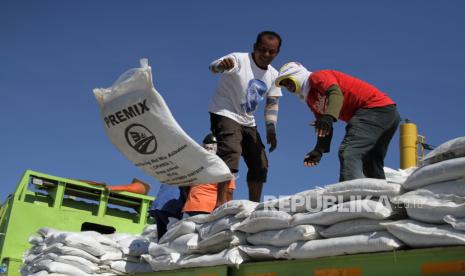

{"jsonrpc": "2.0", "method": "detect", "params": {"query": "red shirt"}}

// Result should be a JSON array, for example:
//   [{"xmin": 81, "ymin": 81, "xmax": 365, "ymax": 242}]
[{"xmin": 306, "ymin": 70, "xmax": 395, "ymax": 122}]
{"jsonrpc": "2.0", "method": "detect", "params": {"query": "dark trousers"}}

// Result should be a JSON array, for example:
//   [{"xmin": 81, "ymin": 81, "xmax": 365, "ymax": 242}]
[
  {"xmin": 339, "ymin": 105, "xmax": 400, "ymax": 181},
  {"xmin": 153, "ymin": 209, "xmax": 182, "ymax": 239},
  {"xmin": 210, "ymin": 113, "xmax": 268, "ymax": 182}
]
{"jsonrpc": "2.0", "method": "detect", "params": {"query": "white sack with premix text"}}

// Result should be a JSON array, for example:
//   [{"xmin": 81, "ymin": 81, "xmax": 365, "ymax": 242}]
[{"xmin": 93, "ymin": 59, "xmax": 233, "ymax": 186}]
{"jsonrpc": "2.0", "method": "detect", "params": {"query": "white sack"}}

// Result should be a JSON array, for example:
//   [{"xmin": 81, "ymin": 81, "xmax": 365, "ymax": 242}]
[
  {"xmin": 142, "ymin": 224, "xmax": 158, "ymax": 240},
  {"xmin": 422, "ymin": 136, "xmax": 465, "ymax": 166},
  {"xmin": 287, "ymin": 231, "xmax": 402, "ymax": 259},
  {"xmin": 185, "ymin": 200, "xmax": 257, "ymax": 224},
  {"xmin": 198, "ymin": 215, "xmax": 242, "ymax": 239},
  {"xmin": 117, "ymin": 236, "xmax": 150, "ymax": 256},
  {"xmin": 210, "ymin": 200, "xmax": 259, "ymax": 221},
  {"xmin": 418, "ymin": 179, "xmax": 465, "ymax": 198},
  {"xmin": 291, "ymin": 188, "xmax": 326, "ymax": 213},
  {"xmin": 444, "ymin": 215, "xmax": 465, "ymax": 231},
  {"xmin": 256, "ymin": 195, "xmax": 292, "ymax": 211},
  {"xmin": 107, "ymin": 233, "xmax": 134, "ymax": 243},
  {"xmin": 93, "ymin": 59, "xmax": 233, "ymax": 186},
  {"xmin": 98, "ymin": 243, "xmax": 124, "ymax": 262},
  {"xmin": 183, "ymin": 213, "xmax": 212, "ymax": 224},
  {"xmin": 149, "ymin": 233, "xmax": 198, "ymax": 256},
  {"xmin": 178, "ymin": 248, "xmax": 248, "ymax": 268},
  {"xmin": 39, "ymin": 228, "xmax": 118, "ymax": 248},
  {"xmin": 383, "ymin": 219, "xmax": 465, "ymax": 247},
  {"xmin": 36, "ymin": 260, "xmax": 92, "ymax": 276},
  {"xmin": 53, "ymin": 255, "xmax": 99, "ymax": 274},
  {"xmin": 148, "ymin": 243, "xmax": 176, "ymax": 258},
  {"xmin": 21, "ymin": 259, "xmax": 50, "ymax": 275},
  {"xmin": 234, "ymin": 202, "xmax": 260, "ymax": 219},
  {"xmin": 237, "ymin": 245, "xmax": 287, "ymax": 261},
  {"xmin": 292, "ymin": 199, "xmax": 395, "ymax": 226},
  {"xmin": 39, "ymin": 243, "xmax": 100, "ymax": 264},
  {"xmin": 384, "ymin": 167, "xmax": 416, "ymax": 185},
  {"xmin": 142, "ymin": 253, "xmax": 181, "ymax": 272},
  {"xmin": 247, "ymin": 225, "xmax": 320, "ymax": 247},
  {"xmin": 167, "ymin": 233, "xmax": 199, "ymax": 254},
  {"xmin": 142, "ymin": 224, "xmax": 157, "ymax": 236},
  {"xmin": 28, "ymin": 236, "xmax": 44, "ymax": 245},
  {"xmin": 319, "ymin": 219, "xmax": 389, "ymax": 238},
  {"xmin": 257, "ymin": 188, "xmax": 325, "ymax": 213},
  {"xmin": 196, "ymin": 231, "xmax": 246, "ymax": 254},
  {"xmin": 158, "ymin": 220, "xmax": 196, "ymax": 244},
  {"xmin": 323, "ymin": 178, "xmax": 403, "ymax": 200},
  {"xmin": 26, "ymin": 244, "xmax": 47, "ymax": 255},
  {"xmin": 232, "ymin": 210, "xmax": 292, "ymax": 233},
  {"xmin": 403, "ymin": 157, "xmax": 465, "ymax": 190},
  {"xmin": 27, "ymin": 271, "xmax": 50, "ymax": 276},
  {"xmin": 392, "ymin": 191, "xmax": 465, "ymax": 224},
  {"xmin": 45, "ymin": 232, "xmax": 106, "ymax": 257}
]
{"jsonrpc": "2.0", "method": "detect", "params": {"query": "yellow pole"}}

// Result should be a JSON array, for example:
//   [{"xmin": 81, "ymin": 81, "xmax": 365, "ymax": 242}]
[{"xmin": 400, "ymin": 121, "xmax": 418, "ymax": 169}]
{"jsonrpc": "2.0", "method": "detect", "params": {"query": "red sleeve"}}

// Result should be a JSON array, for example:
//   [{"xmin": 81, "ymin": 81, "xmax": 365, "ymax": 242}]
[{"xmin": 310, "ymin": 70, "xmax": 339, "ymax": 94}]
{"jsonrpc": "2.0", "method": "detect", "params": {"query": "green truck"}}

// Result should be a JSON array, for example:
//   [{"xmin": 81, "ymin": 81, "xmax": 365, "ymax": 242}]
[
  {"xmin": 0, "ymin": 170, "xmax": 154, "ymax": 275},
  {"xmin": 1, "ymin": 170, "xmax": 465, "ymax": 276}
]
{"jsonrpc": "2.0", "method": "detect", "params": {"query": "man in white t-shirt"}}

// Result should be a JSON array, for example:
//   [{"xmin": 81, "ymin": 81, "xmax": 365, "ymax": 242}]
[{"xmin": 208, "ymin": 31, "xmax": 282, "ymax": 206}]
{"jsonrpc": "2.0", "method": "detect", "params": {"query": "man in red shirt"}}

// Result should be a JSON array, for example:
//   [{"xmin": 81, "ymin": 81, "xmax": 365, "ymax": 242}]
[{"xmin": 275, "ymin": 62, "xmax": 400, "ymax": 181}]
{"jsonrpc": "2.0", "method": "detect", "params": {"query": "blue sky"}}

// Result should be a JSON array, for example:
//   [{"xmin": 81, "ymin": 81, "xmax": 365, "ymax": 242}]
[{"xmin": 1, "ymin": 1, "xmax": 464, "ymax": 203}]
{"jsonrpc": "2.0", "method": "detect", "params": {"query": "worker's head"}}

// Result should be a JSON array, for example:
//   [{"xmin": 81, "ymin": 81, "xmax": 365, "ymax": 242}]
[
  {"xmin": 278, "ymin": 78, "xmax": 297, "ymax": 93},
  {"xmin": 253, "ymin": 31, "xmax": 281, "ymax": 69},
  {"xmin": 275, "ymin": 62, "xmax": 311, "ymax": 95},
  {"xmin": 202, "ymin": 133, "xmax": 217, "ymax": 154}
]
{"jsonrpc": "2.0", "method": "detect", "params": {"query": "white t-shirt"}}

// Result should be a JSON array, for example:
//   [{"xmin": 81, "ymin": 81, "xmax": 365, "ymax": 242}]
[{"xmin": 208, "ymin": 52, "xmax": 282, "ymax": 127}]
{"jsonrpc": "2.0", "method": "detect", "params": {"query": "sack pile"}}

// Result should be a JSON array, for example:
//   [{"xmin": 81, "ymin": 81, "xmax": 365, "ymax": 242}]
[
  {"xmin": 21, "ymin": 226, "xmax": 156, "ymax": 276},
  {"xmin": 389, "ymin": 136, "xmax": 465, "ymax": 247},
  {"xmin": 256, "ymin": 178, "xmax": 406, "ymax": 260},
  {"xmin": 142, "ymin": 200, "xmax": 257, "ymax": 271}
]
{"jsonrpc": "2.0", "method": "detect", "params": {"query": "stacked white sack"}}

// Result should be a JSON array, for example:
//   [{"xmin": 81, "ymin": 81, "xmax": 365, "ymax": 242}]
[
  {"xmin": 382, "ymin": 220, "xmax": 465, "ymax": 248},
  {"xmin": 285, "ymin": 179, "xmax": 405, "ymax": 259},
  {"xmin": 421, "ymin": 137, "xmax": 465, "ymax": 166},
  {"xmin": 232, "ymin": 209, "xmax": 297, "ymax": 260},
  {"xmin": 290, "ymin": 179, "xmax": 404, "ymax": 229},
  {"xmin": 21, "ymin": 227, "xmax": 154, "ymax": 276},
  {"xmin": 392, "ymin": 137, "xmax": 465, "ymax": 223},
  {"xmin": 387, "ymin": 136, "xmax": 465, "ymax": 247},
  {"xmin": 384, "ymin": 166, "xmax": 416, "ymax": 186},
  {"xmin": 244, "ymin": 179, "xmax": 406, "ymax": 261},
  {"xmin": 142, "ymin": 200, "xmax": 256, "ymax": 271},
  {"xmin": 257, "ymin": 178, "xmax": 404, "ymax": 215},
  {"xmin": 237, "ymin": 190, "xmax": 326, "ymax": 260},
  {"xmin": 313, "ymin": 173, "xmax": 409, "ymax": 238}
]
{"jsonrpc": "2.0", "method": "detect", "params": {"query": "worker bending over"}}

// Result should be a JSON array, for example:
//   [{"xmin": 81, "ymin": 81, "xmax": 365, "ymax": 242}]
[{"xmin": 276, "ymin": 62, "xmax": 400, "ymax": 181}]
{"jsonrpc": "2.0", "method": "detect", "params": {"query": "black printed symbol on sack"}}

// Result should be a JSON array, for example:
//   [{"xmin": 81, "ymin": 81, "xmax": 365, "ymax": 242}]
[{"xmin": 125, "ymin": 124, "xmax": 157, "ymax": 154}]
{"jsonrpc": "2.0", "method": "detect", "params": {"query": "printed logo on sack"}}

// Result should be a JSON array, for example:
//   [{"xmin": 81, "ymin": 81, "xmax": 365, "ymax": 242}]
[{"xmin": 125, "ymin": 124, "xmax": 157, "ymax": 154}]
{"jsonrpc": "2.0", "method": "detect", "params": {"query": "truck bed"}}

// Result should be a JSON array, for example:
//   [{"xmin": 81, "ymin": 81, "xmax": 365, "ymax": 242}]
[{"xmin": 137, "ymin": 246, "xmax": 465, "ymax": 276}]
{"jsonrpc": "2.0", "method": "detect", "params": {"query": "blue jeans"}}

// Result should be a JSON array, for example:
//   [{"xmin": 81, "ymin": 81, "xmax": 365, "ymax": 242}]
[{"xmin": 339, "ymin": 105, "xmax": 400, "ymax": 181}]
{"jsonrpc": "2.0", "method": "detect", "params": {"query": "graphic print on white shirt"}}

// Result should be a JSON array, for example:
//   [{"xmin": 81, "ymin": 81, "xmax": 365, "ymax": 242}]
[
  {"xmin": 241, "ymin": 79, "xmax": 267, "ymax": 113},
  {"xmin": 208, "ymin": 52, "xmax": 282, "ymax": 127}
]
